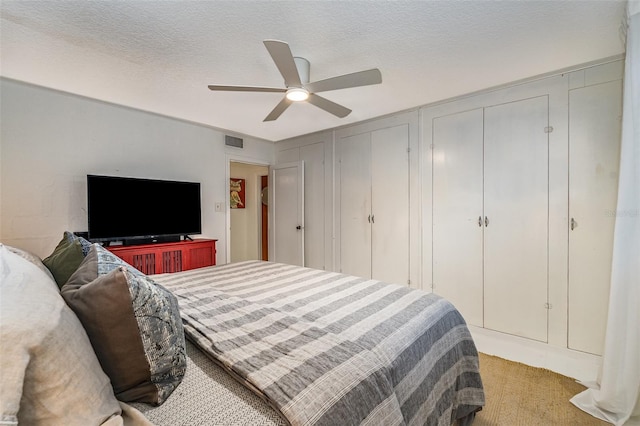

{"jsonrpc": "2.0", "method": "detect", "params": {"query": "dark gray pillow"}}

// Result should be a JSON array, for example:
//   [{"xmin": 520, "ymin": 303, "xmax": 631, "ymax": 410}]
[
  {"xmin": 42, "ymin": 236, "xmax": 84, "ymax": 288},
  {"xmin": 61, "ymin": 244, "xmax": 186, "ymax": 405},
  {"xmin": 42, "ymin": 231, "xmax": 93, "ymax": 288},
  {"xmin": 63, "ymin": 230, "xmax": 92, "ymax": 256}
]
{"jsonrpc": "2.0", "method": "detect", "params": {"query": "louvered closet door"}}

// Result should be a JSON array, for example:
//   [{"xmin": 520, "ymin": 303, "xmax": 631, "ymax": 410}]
[
  {"xmin": 371, "ymin": 124, "xmax": 410, "ymax": 285},
  {"xmin": 339, "ymin": 132, "xmax": 372, "ymax": 279},
  {"xmin": 432, "ymin": 109, "xmax": 484, "ymax": 327},
  {"xmin": 483, "ymin": 96, "xmax": 549, "ymax": 342}
]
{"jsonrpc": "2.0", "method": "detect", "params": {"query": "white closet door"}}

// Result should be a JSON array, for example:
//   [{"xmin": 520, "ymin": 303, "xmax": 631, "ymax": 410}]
[
  {"xmin": 300, "ymin": 142, "xmax": 326, "ymax": 270},
  {"xmin": 568, "ymin": 80, "xmax": 622, "ymax": 355},
  {"xmin": 432, "ymin": 109, "xmax": 484, "ymax": 326},
  {"xmin": 483, "ymin": 96, "xmax": 549, "ymax": 342},
  {"xmin": 371, "ymin": 124, "xmax": 410, "ymax": 285},
  {"xmin": 339, "ymin": 133, "xmax": 372, "ymax": 278}
]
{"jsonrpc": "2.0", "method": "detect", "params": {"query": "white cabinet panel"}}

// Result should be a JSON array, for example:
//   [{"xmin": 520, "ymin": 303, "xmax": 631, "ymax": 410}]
[
  {"xmin": 483, "ymin": 96, "xmax": 549, "ymax": 342},
  {"xmin": 300, "ymin": 143, "xmax": 326, "ymax": 270},
  {"xmin": 568, "ymin": 80, "xmax": 622, "ymax": 355},
  {"xmin": 371, "ymin": 125, "xmax": 410, "ymax": 285},
  {"xmin": 432, "ymin": 109, "xmax": 484, "ymax": 326},
  {"xmin": 339, "ymin": 133, "xmax": 372, "ymax": 279}
]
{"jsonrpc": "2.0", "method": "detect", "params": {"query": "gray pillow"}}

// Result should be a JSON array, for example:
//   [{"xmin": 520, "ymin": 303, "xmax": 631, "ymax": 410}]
[
  {"xmin": 61, "ymin": 244, "xmax": 186, "ymax": 405},
  {"xmin": 63, "ymin": 230, "xmax": 93, "ymax": 256},
  {"xmin": 42, "ymin": 235, "xmax": 84, "ymax": 288}
]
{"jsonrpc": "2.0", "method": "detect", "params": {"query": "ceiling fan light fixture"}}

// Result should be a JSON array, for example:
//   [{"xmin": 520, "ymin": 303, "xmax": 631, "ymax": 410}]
[{"xmin": 286, "ymin": 87, "xmax": 309, "ymax": 102}]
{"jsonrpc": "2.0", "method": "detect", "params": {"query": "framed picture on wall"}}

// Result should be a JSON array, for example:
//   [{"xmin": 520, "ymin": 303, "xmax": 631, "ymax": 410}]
[{"xmin": 230, "ymin": 178, "xmax": 246, "ymax": 209}]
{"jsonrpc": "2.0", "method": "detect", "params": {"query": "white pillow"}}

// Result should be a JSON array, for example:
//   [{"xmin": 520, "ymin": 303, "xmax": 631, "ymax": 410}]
[
  {"xmin": 0, "ymin": 244, "xmax": 128, "ymax": 425},
  {"xmin": 5, "ymin": 245, "xmax": 55, "ymax": 283}
]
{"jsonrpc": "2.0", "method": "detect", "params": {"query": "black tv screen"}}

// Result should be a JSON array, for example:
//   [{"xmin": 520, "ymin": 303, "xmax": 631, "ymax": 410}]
[{"xmin": 87, "ymin": 175, "xmax": 202, "ymax": 242}]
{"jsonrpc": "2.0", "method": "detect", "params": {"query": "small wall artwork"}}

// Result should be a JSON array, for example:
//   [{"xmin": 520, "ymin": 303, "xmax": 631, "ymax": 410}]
[{"xmin": 230, "ymin": 178, "xmax": 246, "ymax": 209}]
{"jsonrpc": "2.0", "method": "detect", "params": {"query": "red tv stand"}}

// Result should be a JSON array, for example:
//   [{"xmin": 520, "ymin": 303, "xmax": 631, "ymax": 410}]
[{"xmin": 107, "ymin": 239, "xmax": 217, "ymax": 275}]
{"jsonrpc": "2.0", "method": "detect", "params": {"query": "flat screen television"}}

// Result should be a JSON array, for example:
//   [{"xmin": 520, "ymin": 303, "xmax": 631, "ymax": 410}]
[{"xmin": 87, "ymin": 174, "xmax": 202, "ymax": 244}]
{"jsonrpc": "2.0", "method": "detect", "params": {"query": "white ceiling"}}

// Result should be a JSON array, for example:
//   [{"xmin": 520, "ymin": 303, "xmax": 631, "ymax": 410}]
[{"xmin": 0, "ymin": 1, "xmax": 627, "ymax": 142}]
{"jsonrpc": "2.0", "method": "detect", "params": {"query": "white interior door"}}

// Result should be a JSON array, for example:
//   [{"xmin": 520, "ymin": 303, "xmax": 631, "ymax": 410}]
[
  {"xmin": 568, "ymin": 80, "xmax": 622, "ymax": 355},
  {"xmin": 271, "ymin": 162, "xmax": 304, "ymax": 266},
  {"xmin": 371, "ymin": 124, "xmax": 410, "ymax": 285},
  {"xmin": 483, "ymin": 96, "xmax": 549, "ymax": 342},
  {"xmin": 432, "ymin": 109, "xmax": 484, "ymax": 326},
  {"xmin": 339, "ymin": 133, "xmax": 372, "ymax": 278}
]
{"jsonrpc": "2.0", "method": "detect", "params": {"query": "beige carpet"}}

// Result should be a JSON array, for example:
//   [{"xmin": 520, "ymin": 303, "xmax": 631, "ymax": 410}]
[{"xmin": 474, "ymin": 353, "xmax": 609, "ymax": 426}]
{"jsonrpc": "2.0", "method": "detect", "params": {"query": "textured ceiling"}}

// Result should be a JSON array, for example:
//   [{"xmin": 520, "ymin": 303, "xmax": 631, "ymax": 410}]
[{"xmin": 0, "ymin": 1, "xmax": 627, "ymax": 142}]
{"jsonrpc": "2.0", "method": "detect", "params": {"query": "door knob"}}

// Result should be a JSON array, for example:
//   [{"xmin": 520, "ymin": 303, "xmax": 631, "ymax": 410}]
[{"xmin": 296, "ymin": 225, "xmax": 302, "ymax": 230}]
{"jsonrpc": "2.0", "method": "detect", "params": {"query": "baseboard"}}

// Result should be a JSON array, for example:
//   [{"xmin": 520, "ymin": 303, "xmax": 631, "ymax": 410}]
[{"xmin": 469, "ymin": 325, "xmax": 602, "ymax": 383}]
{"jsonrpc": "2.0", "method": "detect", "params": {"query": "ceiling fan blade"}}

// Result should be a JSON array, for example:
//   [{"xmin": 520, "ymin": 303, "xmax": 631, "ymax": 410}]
[
  {"xmin": 307, "ymin": 94, "xmax": 351, "ymax": 118},
  {"xmin": 208, "ymin": 85, "xmax": 286, "ymax": 93},
  {"xmin": 305, "ymin": 69, "xmax": 382, "ymax": 93},
  {"xmin": 263, "ymin": 97, "xmax": 293, "ymax": 122},
  {"xmin": 263, "ymin": 39, "xmax": 302, "ymax": 88}
]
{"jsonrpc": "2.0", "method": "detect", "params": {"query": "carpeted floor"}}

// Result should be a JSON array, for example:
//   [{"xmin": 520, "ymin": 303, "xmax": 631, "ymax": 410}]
[{"xmin": 474, "ymin": 353, "xmax": 609, "ymax": 426}]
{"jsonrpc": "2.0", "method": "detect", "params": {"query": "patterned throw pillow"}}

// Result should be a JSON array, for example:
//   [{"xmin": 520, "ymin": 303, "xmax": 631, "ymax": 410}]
[{"xmin": 61, "ymin": 244, "xmax": 186, "ymax": 405}]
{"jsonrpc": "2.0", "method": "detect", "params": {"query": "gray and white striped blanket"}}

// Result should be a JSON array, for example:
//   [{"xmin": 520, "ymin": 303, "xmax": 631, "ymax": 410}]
[{"xmin": 153, "ymin": 261, "xmax": 484, "ymax": 426}]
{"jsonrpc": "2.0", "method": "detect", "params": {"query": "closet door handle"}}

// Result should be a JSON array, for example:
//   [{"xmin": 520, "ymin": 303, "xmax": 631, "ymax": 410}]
[
  {"xmin": 570, "ymin": 218, "xmax": 578, "ymax": 230},
  {"xmin": 478, "ymin": 216, "xmax": 482, "ymax": 227},
  {"xmin": 368, "ymin": 215, "xmax": 371, "ymax": 223},
  {"xmin": 484, "ymin": 216, "xmax": 489, "ymax": 227},
  {"xmin": 371, "ymin": 215, "xmax": 375, "ymax": 224}
]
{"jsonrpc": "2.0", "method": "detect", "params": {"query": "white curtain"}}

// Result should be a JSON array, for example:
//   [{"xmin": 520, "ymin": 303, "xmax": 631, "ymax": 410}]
[{"xmin": 571, "ymin": 1, "xmax": 640, "ymax": 424}]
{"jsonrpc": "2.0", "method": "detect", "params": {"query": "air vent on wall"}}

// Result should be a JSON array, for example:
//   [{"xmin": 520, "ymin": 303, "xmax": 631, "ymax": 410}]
[{"xmin": 225, "ymin": 135, "xmax": 244, "ymax": 149}]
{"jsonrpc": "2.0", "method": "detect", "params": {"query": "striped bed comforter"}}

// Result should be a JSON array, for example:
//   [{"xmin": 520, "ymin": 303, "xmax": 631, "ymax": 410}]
[{"xmin": 153, "ymin": 261, "xmax": 484, "ymax": 426}]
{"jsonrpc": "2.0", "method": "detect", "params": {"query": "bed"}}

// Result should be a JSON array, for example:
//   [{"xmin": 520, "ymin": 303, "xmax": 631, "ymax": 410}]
[
  {"xmin": 1, "ymin": 237, "xmax": 483, "ymax": 426},
  {"xmin": 135, "ymin": 260, "xmax": 485, "ymax": 425}
]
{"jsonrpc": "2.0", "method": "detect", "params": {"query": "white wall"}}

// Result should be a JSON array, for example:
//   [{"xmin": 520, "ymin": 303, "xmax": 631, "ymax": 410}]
[
  {"xmin": 229, "ymin": 162, "xmax": 268, "ymax": 262},
  {"xmin": 0, "ymin": 78, "xmax": 274, "ymax": 262}
]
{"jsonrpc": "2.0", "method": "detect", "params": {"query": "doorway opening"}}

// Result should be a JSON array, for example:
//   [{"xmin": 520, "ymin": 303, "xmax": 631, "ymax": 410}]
[{"xmin": 229, "ymin": 161, "xmax": 269, "ymax": 263}]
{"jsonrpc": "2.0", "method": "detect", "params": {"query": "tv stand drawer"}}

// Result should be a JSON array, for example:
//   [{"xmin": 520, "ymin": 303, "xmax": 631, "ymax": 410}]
[{"xmin": 107, "ymin": 239, "xmax": 216, "ymax": 275}]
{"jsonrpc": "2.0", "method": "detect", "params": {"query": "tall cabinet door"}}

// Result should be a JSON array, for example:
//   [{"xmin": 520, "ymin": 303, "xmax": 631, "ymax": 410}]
[
  {"xmin": 432, "ymin": 109, "xmax": 484, "ymax": 327},
  {"xmin": 568, "ymin": 80, "xmax": 622, "ymax": 355},
  {"xmin": 371, "ymin": 125, "xmax": 410, "ymax": 285},
  {"xmin": 483, "ymin": 96, "xmax": 549, "ymax": 342},
  {"xmin": 339, "ymin": 124, "xmax": 410, "ymax": 284},
  {"xmin": 300, "ymin": 142, "xmax": 326, "ymax": 270},
  {"xmin": 339, "ymin": 133, "xmax": 372, "ymax": 279}
]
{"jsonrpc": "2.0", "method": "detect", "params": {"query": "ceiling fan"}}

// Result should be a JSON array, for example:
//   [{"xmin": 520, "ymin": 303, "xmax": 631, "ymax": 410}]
[{"xmin": 207, "ymin": 40, "xmax": 382, "ymax": 122}]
